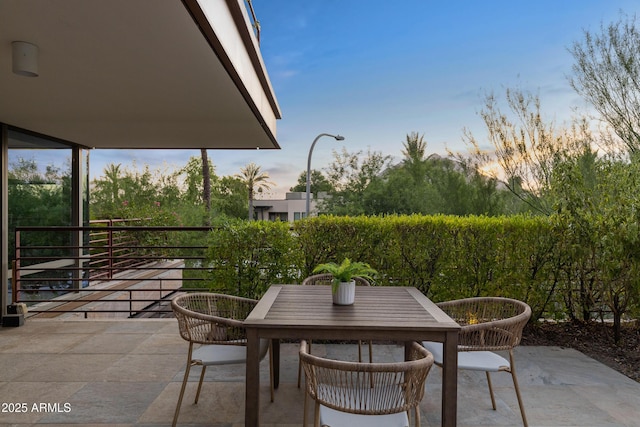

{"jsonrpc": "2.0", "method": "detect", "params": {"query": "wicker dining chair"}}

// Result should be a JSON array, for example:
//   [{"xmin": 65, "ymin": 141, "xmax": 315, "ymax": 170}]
[
  {"xmin": 297, "ymin": 273, "xmax": 374, "ymax": 388},
  {"xmin": 422, "ymin": 297, "xmax": 532, "ymax": 427},
  {"xmin": 171, "ymin": 292, "xmax": 273, "ymax": 427},
  {"xmin": 299, "ymin": 340, "xmax": 434, "ymax": 427}
]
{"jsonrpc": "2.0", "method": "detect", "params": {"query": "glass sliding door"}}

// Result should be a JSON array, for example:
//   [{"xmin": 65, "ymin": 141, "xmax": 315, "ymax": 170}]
[{"xmin": 2, "ymin": 127, "xmax": 89, "ymax": 311}]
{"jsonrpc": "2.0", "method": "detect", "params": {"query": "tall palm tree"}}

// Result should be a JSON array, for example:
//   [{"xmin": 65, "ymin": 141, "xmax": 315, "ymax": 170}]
[
  {"xmin": 201, "ymin": 149, "xmax": 211, "ymax": 226},
  {"xmin": 103, "ymin": 163, "xmax": 122, "ymax": 205},
  {"xmin": 401, "ymin": 132, "xmax": 428, "ymax": 182},
  {"xmin": 401, "ymin": 132, "xmax": 427, "ymax": 164},
  {"xmin": 236, "ymin": 162, "xmax": 274, "ymax": 220}
]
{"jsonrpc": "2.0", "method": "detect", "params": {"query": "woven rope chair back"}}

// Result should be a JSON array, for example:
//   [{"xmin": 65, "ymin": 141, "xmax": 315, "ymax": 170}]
[
  {"xmin": 171, "ymin": 293, "xmax": 257, "ymax": 346},
  {"xmin": 300, "ymin": 341, "xmax": 433, "ymax": 415},
  {"xmin": 437, "ymin": 297, "xmax": 532, "ymax": 351}
]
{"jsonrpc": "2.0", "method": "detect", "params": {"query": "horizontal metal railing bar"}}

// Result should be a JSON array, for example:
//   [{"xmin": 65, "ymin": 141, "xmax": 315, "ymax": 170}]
[
  {"xmin": 17, "ymin": 285, "xmax": 202, "ymax": 291},
  {"xmin": 21, "ymin": 289, "xmax": 210, "ymax": 295},
  {"xmin": 19, "ymin": 247, "xmax": 206, "ymax": 254},
  {"xmin": 24, "ymin": 300, "xmax": 178, "ymax": 304},
  {"xmin": 19, "ymin": 255, "xmax": 205, "ymax": 261},
  {"xmin": 18, "ymin": 282, "xmax": 208, "ymax": 288},
  {"xmin": 16, "ymin": 269, "xmax": 213, "ymax": 276},
  {"xmin": 13, "ymin": 242, "xmax": 168, "ymax": 249},
  {"xmin": 18, "ymin": 287, "xmax": 214, "ymax": 295},
  {"xmin": 90, "ymin": 246, "xmax": 207, "ymax": 250},
  {"xmin": 23, "ymin": 298, "xmax": 179, "ymax": 303},
  {"xmin": 27, "ymin": 309, "xmax": 174, "ymax": 313},
  {"xmin": 20, "ymin": 226, "xmax": 212, "ymax": 231},
  {"xmin": 14, "ymin": 272, "xmax": 181, "ymax": 281},
  {"xmin": 17, "ymin": 280, "xmax": 205, "ymax": 288}
]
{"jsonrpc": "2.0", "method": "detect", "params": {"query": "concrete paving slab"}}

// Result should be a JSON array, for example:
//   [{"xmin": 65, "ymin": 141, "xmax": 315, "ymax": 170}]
[{"xmin": 1, "ymin": 318, "xmax": 639, "ymax": 426}]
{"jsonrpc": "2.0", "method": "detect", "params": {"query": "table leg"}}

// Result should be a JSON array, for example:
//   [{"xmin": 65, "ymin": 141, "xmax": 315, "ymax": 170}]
[
  {"xmin": 245, "ymin": 328, "xmax": 260, "ymax": 426},
  {"xmin": 442, "ymin": 330, "xmax": 458, "ymax": 427},
  {"xmin": 271, "ymin": 338, "xmax": 280, "ymax": 389}
]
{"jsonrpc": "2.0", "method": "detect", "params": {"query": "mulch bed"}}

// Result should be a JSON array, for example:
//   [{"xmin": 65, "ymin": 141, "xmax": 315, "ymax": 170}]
[{"xmin": 521, "ymin": 320, "xmax": 640, "ymax": 382}]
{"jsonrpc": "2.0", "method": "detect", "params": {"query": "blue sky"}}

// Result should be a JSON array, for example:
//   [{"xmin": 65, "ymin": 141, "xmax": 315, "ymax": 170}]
[{"xmin": 90, "ymin": 0, "xmax": 640, "ymax": 197}]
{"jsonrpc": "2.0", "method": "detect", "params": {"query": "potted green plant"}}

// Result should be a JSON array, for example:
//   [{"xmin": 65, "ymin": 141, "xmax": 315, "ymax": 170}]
[{"xmin": 312, "ymin": 258, "xmax": 377, "ymax": 305}]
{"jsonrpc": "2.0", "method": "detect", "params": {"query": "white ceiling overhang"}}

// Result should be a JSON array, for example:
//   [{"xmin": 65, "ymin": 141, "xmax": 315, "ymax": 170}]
[{"xmin": 0, "ymin": 0, "xmax": 281, "ymax": 150}]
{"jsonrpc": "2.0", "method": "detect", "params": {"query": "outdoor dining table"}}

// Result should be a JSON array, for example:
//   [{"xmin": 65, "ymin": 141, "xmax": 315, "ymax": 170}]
[{"xmin": 244, "ymin": 284, "xmax": 461, "ymax": 426}]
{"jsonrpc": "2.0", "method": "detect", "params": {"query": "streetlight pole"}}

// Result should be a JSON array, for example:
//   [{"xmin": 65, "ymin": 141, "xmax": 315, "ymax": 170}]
[{"xmin": 306, "ymin": 133, "xmax": 345, "ymax": 217}]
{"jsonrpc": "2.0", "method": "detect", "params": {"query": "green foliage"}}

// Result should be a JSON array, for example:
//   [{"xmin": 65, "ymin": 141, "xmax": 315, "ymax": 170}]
[
  {"xmin": 213, "ymin": 176, "xmax": 248, "ymax": 219},
  {"xmin": 316, "ymin": 137, "xmax": 518, "ymax": 217},
  {"xmin": 194, "ymin": 210, "xmax": 639, "ymax": 339},
  {"xmin": 90, "ymin": 158, "xmax": 248, "ymax": 224},
  {"xmin": 179, "ymin": 156, "xmax": 215, "ymax": 205},
  {"xmin": 312, "ymin": 258, "xmax": 378, "ymax": 292},
  {"xmin": 293, "ymin": 215, "xmax": 599, "ymax": 320},
  {"xmin": 294, "ymin": 215, "xmax": 386, "ymax": 275},
  {"xmin": 204, "ymin": 220, "xmax": 303, "ymax": 299},
  {"xmin": 550, "ymin": 152, "xmax": 640, "ymax": 341},
  {"xmin": 290, "ymin": 169, "xmax": 333, "ymax": 195},
  {"xmin": 8, "ymin": 157, "xmax": 72, "ymax": 261},
  {"xmin": 236, "ymin": 162, "xmax": 274, "ymax": 221},
  {"xmin": 373, "ymin": 215, "xmax": 453, "ymax": 295},
  {"xmin": 320, "ymin": 148, "xmax": 392, "ymax": 215},
  {"xmin": 569, "ymin": 12, "xmax": 640, "ymax": 154}
]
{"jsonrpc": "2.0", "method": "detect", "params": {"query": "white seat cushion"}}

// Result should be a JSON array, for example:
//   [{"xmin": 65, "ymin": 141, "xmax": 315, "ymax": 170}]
[
  {"xmin": 422, "ymin": 341, "xmax": 510, "ymax": 372},
  {"xmin": 193, "ymin": 338, "xmax": 269, "ymax": 366},
  {"xmin": 316, "ymin": 383, "xmax": 411, "ymax": 427},
  {"xmin": 320, "ymin": 404, "xmax": 409, "ymax": 427}
]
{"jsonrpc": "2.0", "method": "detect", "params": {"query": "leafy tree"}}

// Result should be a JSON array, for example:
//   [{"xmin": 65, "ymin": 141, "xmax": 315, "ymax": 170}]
[
  {"xmin": 393, "ymin": 133, "xmax": 496, "ymax": 216},
  {"xmin": 177, "ymin": 155, "xmax": 217, "ymax": 225},
  {"xmin": 236, "ymin": 162, "xmax": 274, "ymax": 221},
  {"xmin": 429, "ymin": 156, "xmax": 472, "ymax": 215},
  {"xmin": 179, "ymin": 156, "xmax": 218, "ymax": 204},
  {"xmin": 119, "ymin": 164, "xmax": 163, "ymax": 209},
  {"xmin": 448, "ymin": 155, "xmax": 514, "ymax": 216},
  {"xmin": 569, "ymin": 12, "xmax": 640, "ymax": 154},
  {"xmin": 177, "ymin": 157, "xmax": 246, "ymax": 221},
  {"xmin": 318, "ymin": 135, "xmax": 512, "ymax": 217},
  {"xmin": 370, "ymin": 161, "xmax": 443, "ymax": 215},
  {"xmin": 321, "ymin": 148, "xmax": 391, "ymax": 215},
  {"xmin": 91, "ymin": 162, "xmax": 180, "ymax": 220},
  {"xmin": 8, "ymin": 157, "xmax": 72, "ymax": 260},
  {"xmin": 551, "ymin": 150, "xmax": 640, "ymax": 342},
  {"xmin": 213, "ymin": 176, "xmax": 248, "ymax": 220},
  {"xmin": 290, "ymin": 169, "xmax": 333, "ymax": 196},
  {"xmin": 91, "ymin": 157, "xmax": 250, "ymax": 224}
]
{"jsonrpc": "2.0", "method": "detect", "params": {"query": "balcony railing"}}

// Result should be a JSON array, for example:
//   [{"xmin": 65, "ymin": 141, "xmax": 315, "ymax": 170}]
[
  {"xmin": 246, "ymin": 0, "xmax": 260, "ymax": 43},
  {"xmin": 12, "ymin": 222, "xmax": 214, "ymax": 318}
]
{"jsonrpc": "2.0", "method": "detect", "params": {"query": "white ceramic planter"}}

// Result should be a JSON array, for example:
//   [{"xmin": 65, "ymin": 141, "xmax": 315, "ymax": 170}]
[{"xmin": 333, "ymin": 280, "xmax": 356, "ymax": 305}]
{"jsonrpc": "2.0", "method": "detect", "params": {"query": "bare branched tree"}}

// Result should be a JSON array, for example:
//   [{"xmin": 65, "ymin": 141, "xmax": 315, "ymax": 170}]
[
  {"xmin": 462, "ymin": 89, "xmax": 590, "ymax": 215},
  {"xmin": 569, "ymin": 12, "xmax": 640, "ymax": 154}
]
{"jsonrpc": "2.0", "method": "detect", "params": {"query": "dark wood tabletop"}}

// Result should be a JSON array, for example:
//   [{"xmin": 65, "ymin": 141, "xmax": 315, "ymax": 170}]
[{"xmin": 244, "ymin": 285, "xmax": 460, "ymax": 426}]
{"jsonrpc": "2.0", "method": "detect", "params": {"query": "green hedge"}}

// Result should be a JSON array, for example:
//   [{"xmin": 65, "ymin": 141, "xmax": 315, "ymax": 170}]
[
  {"xmin": 205, "ymin": 220, "xmax": 302, "ymax": 299},
  {"xmin": 202, "ymin": 215, "xmax": 640, "ymax": 326},
  {"xmin": 293, "ymin": 215, "xmax": 565, "ymax": 320}
]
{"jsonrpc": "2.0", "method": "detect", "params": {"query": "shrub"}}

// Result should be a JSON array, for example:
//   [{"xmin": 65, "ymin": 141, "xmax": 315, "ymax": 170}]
[
  {"xmin": 204, "ymin": 214, "xmax": 639, "ymax": 328},
  {"xmin": 205, "ymin": 220, "xmax": 303, "ymax": 299}
]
